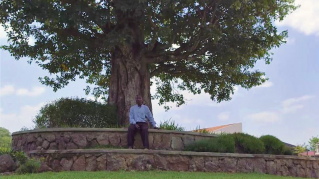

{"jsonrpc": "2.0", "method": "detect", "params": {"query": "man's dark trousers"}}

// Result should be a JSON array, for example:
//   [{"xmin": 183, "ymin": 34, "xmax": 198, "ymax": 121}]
[{"xmin": 127, "ymin": 122, "xmax": 149, "ymax": 149}]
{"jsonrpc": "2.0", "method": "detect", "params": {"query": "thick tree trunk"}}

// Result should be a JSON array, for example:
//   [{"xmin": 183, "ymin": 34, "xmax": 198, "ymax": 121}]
[{"xmin": 108, "ymin": 49, "xmax": 152, "ymax": 127}]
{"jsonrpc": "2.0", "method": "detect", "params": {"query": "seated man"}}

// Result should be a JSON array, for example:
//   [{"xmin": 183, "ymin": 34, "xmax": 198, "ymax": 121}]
[{"xmin": 128, "ymin": 95, "xmax": 158, "ymax": 149}]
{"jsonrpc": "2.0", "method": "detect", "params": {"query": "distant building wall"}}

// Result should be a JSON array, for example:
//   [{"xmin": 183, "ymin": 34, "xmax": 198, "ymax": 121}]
[
  {"xmin": 316, "ymin": 143, "xmax": 319, "ymax": 155},
  {"xmin": 212, "ymin": 123, "xmax": 242, "ymax": 134}
]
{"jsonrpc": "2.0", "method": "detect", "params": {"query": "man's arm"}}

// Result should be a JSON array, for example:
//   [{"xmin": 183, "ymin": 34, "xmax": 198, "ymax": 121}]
[
  {"xmin": 145, "ymin": 106, "xmax": 156, "ymax": 127},
  {"xmin": 129, "ymin": 107, "xmax": 136, "ymax": 125}
]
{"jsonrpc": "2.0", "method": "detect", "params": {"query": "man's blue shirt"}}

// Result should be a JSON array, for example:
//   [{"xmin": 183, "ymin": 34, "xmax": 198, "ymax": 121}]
[{"xmin": 129, "ymin": 104, "xmax": 156, "ymax": 127}]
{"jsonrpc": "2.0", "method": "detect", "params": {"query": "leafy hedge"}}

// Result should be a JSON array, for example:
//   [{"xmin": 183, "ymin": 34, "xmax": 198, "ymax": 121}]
[
  {"xmin": 232, "ymin": 133, "xmax": 265, "ymax": 154},
  {"xmin": 16, "ymin": 158, "xmax": 41, "ymax": 174},
  {"xmin": 185, "ymin": 134, "xmax": 235, "ymax": 153},
  {"xmin": 34, "ymin": 97, "xmax": 118, "ymax": 128},
  {"xmin": 260, "ymin": 135, "xmax": 292, "ymax": 155},
  {"xmin": 185, "ymin": 133, "xmax": 294, "ymax": 155}
]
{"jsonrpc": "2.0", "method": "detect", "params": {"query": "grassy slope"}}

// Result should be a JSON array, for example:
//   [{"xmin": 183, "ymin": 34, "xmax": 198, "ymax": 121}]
[{"xmin": 1, "ymin": 171, "xmax": 306, "ymax": 179}]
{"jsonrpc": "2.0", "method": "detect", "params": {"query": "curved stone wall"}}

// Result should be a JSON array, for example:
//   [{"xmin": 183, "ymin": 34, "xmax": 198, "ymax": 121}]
[
  {"xmin": 30, "ymin": 149, "xmax": 319, "ymax": 178},
  {"xmin": 12, "ymin": 128, "xmax": 216, "ymax": 152}
]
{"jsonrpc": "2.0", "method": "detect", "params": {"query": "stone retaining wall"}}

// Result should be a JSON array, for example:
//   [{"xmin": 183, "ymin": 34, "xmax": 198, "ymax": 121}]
[
  {"xmin": 12, "ymin": 128, "xmax": 215, "ymax": 152},
  {"xmin": 30, "ymin": 149, "xmax": 319, "ymax": 178}
]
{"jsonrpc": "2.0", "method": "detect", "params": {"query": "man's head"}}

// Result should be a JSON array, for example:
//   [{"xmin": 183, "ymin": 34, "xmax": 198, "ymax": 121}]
[{"xmin": 136, "ymin": 95, "xmax": 143, "ymax": 106}]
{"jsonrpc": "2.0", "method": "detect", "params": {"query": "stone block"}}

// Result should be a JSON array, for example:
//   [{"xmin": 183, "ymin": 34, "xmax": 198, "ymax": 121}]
[
  {"xmin": 66, "ymin": 142, "xmax": 78, "ymax": 149},
  {"xmin": 96, "ymin": 155, "xmax": 107, "ymax": 171},
  {"xmin": 266, "ymin": 160, "xmax": 276, "ymax": 175},
  {"xmin": 153, "ymin": 154, "xmax": 168, "ymax": 170},
  {"xmin": 106, "ymin": 155, "xmax": 127, "ymax": 171},
  {"xmin": 219, "ymin": 157, "xmax": 237, "ymax": 173},
  {"xmin": 60, "ymin": 158, "xmax": 73, "ymax": 171},
  {"xmin": 72, "ymin": 155, "xmax": 86, "ymax": 171},
  {"xmin": 97, "ymin": 133, "xmax": 109, "ymax": 146},
  {"xmin": 171, "ymin": 136, "xmax": 183, "ymax": 150},
  {"xmin": 71, "ymin": 133, "xmax": 87, "ymax": 148},
  {"xmin": 189, "ymin": 157, "xmax": 204, "ymax": 171},
  {"xmin": 44, "ymin": 134, "xmax": 56, "ymax": 142},
  {"xmin": 0, "ymin": 154, "xmax": 16, "ymax": 173},
  {"xmin": 204, "ymin": 157, "xmax": 220, "ymax": 172},
  {"xmin": 182, "ymin": 135, "xmax": 195, "ymax": 147},
  {"xmin": 86, "ymin": 156, "xmax": 97, "ymax": 171},
  {"xmin": 166, "ymin": 156, "xmax": 189, "ymax": 171}
]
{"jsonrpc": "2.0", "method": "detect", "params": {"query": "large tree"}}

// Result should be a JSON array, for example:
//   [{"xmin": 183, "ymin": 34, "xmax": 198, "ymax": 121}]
[
  {"xmin": 0, "ymin": 0, "xmax": 296, "ymax": 126},
  {"xmin": 308, "ymin": 136, "xmax": 319, "ymax": 151}
]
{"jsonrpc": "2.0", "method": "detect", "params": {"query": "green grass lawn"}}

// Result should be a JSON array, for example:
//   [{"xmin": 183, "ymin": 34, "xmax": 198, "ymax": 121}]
[{"xmin": 1, "ymin": 171, "xmax": 307, "ymax": 179}]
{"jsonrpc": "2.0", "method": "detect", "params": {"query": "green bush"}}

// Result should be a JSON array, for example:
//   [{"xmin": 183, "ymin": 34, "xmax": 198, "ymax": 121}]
[
  {"xmin": 0, "ymin": 147, "xmax": 11, "ymax": 155},
  {"xmin": 259, "ymin": 135, "xmax": 287, "ymax": 155},
  {"xmin": 232, "ymin": 133, "xmax": 265, "ymax": 154},
  {"xmin": 0, "ymin": 127, "xmax": 12, "ymax": 149},
  {"xmin": 185, "ymin": 134, "xmax": 235, "ymax": 153},
  {"xmin": 16, "ymin": 158, "xmax": 41, "ymax": 174},
  {"xmin": 11, "ymin": 151, "xmax": 28, "ymax": 164},
  {"xmin": 0, "ymin": 149, "xmax": 28, "ymax": 164},
  {"xmin": 34, "ymin": 97, "xmax": 118, "ymax": 128},
  {"xmin": 159, "ymin": 119, "xmax": 184, "ymax": 131},
  {"xmin": 283, "ymin": 147, "xmax": 294, "ymax": 155}
]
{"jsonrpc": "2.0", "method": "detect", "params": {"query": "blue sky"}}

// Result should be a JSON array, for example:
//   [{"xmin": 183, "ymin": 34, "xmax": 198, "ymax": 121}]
[{"xmin": 0, "ymin": 0, "xmax": 318, "ymax": 146}]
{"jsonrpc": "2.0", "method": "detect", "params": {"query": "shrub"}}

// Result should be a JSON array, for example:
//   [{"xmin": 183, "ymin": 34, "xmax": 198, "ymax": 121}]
[
  {"xmin": 283, "ymin": 147, "xmax": 294, "ymax": 155},
  {"xmin": 159, "ymin": 119, "xmax": 184, "ymax": 131},
  {"xmin": 185, "ymin": 134, "xmax": 235, "ymax": 153},
  {"xmin": 0, "ymin": 127, "xmax": 12, "ymax": 149},
  {"xmin": 0, "ymin": 147, "xmax": 11, "ymax": 155},
  {"xmin": 16, "ymin": 158, "xmax": 41, "ymax": 174},
  {"xmin": 11, "ymin": 151, "xmax": 28, "ymax": 164},
  {"xmin": 34, "ymin": 97, "xmax": 118, "ymax": 128},
  {"xmin": 259, "ymin": 135, "xmax": 287, "ymax": 155},
  {"xmin": 294, "ymin": 144, "xmax": 307, "ymax": 155},
  {"xmin": 232, "ymin": 133, "xmax": 265, "ymax": 154},
  {"xmin": 19, "ymin": 127, "xmax": 34, "ymax": 131},
  {"xmin": 0, "ymin": 149, "xmax": 28, "ymax": 165}
]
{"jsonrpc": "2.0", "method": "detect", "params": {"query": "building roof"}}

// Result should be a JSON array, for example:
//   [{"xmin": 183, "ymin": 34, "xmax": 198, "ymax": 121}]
[
  {"xmin": 194, "ymin": 123, "xmax": 239, "ymax": 133},
  {"xmin": 299, "ymin": 151, "xmax": 316, "ymax": 156},
  {"xmin": 283, "ymin": 142, "xmax": 296, "ymax": 148}
]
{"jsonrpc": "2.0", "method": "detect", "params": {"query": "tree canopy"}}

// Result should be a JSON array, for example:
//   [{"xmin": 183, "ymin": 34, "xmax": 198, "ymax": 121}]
[
  {"xmin": 0, "ymin": 0, "xmax": 296, "ymax": 112},
  {"xmin": 308, "ymin": 136, "xmax": 319, "ymax": 151}
]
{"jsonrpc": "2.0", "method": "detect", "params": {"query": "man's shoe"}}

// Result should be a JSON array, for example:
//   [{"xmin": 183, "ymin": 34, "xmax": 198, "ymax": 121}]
[
  {"xmin": 144, "ymin": 148, "xmax": 149, "ymax": 150},
  {"xmin": 128, "ymin": 146, "xmax": 133, "ymax": 149}
]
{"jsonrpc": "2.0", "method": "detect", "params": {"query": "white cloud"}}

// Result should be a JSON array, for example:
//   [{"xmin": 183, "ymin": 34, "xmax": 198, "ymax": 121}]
[
  {"xmin": 16, "ymin": 87, "xmax": 46, "ymax": 96},
  {"xmin": 0, "ymin": 85, "xmax": 46, "ymax": 97},
  {"xmin": 246, "ymin": 95, "xmax": 314, "ymax": 124},
  {"xmin": 28, "ymin": 36, "xmax": 36, "ymax": 46},
  {"xmin": 157, "ymin": 114, "xmax": 204, "ymax": 131},
  {"xmin": 0, "ymin": 25, "xmax": 7, "ymax": 39},
  {"xmin": 86, "ymin": 95, "xmax": 105, "ymax": 103},
  {"xmin": 282, "ymin": 95, "xmax": 314, "ymax": 113},
  {"xmin": 0, "ymin": 103, "xmax": 44, "ymax": 133},
  {"xmin": 0, "ymin": 85, "xmax": 15, "ymax": 97},
  {"xmin": 218, "ymin": 112, "xmax": 230, "ymax": 121},
  {"xmin": 247, "ymin": 111, "xmax": 281, "ymax": 123},
  {"xmin": 256, "ymin": 81, "xmax": 273, "ymax": 88},
  {"xmin": 286, "ymin": 38, "xmax": 296, "ymax": 45},
  {"xmin": 276, "ymin": 0, "xmax": 319, "ymax": 36}
]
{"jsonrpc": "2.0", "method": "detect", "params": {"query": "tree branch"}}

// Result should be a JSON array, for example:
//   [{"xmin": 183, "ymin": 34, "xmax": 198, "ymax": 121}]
[
  {"xmin": 150, "ymin": 56, "xmax": 202, "ymax": 77},
  {"xmin": 147, "ymin": 15, "xmax": 159, "ymax": 52}
]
